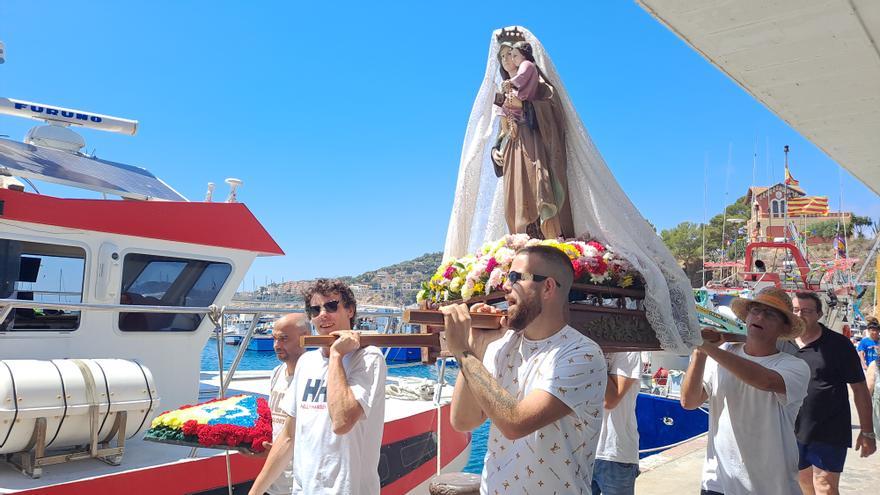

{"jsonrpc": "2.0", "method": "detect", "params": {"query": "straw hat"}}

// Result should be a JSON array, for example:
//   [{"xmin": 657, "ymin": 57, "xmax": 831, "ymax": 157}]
[{"xmin": 730, "ymin": 287, "xmax": 804, "ymax": 339}]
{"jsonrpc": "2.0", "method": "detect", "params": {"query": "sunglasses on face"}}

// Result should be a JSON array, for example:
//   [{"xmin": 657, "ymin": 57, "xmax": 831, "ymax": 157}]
[
  {"xmin": 308, "ymin": 300, "xmax": 340, "ymax": 318},
  {"xmin": 507, "ymin": 270, "xmax": 561, "ymax": 287},
  {"xmin": 747, "ymin": 304, "xmax": 786, "ymax": 323}
]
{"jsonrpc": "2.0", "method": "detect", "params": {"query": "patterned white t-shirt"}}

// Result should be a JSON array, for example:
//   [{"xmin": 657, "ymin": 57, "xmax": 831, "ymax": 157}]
[{"xmin": 481, "ymin": 326, "xmax": 606, "ymax": 494}]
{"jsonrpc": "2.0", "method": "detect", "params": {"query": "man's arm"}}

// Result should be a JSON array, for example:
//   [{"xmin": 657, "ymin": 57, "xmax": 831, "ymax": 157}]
[
  {"xmin": 455, "ymin": 350, "xmax": 572, "ymax": 440},
  {"xmin": 700, "ymin": 345, "xmax": 787, "ymax": 393},
  {"xmin": 326, "ymin": 331, "xmax": 367, "ymax": 435},
  {"xmin": 248, "ymin": 416, "xmax": 295, "ymax": 495},
  {"xmin": 450, "ymin": 369, "xmax": 488, "ymax": 432},
  {"xmin": 858, "ymin": 349, "xmax": 868, "ymax": 370},
  {"xmin": 680, "ymin": 350, "xmax": 709, "ymax": 410},
  {"xmin": 450, "ymin": 304, "xmax": 504, "ymax": 432},
  {"xmin": 604, "ymin": 374, "xmax": 638, "ymax": 410},
  {"xmin": 327, "ymin": 352, "xmax": 364, "ymax": 435},
  {"xmin": 850, "ymin": 381, "xmax": 877, "ymax": 457}
]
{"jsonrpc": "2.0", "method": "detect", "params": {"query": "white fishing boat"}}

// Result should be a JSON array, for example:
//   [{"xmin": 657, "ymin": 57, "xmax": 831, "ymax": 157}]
[{"xmin": 0, "ymin": 93, "xmax": 469, "ymax": 493}]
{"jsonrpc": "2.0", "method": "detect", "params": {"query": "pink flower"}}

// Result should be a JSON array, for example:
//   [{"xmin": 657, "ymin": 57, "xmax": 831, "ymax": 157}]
[
  {"xmin": 443, "ymin": 266, "xmax": 456, "ymax": 279},
  {"xmin": 487, "ymin": 267, "xmax": 505, "ymax": 290},
  {"xmin": 485, "ymin": 257, "xmax": 498, "ymax": 274}
]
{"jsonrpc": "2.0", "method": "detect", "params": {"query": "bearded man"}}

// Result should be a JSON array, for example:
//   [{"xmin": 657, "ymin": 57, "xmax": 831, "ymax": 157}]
[{"xmin": 444, "ymin": 245, "xmax": 606, "ymax": 494}]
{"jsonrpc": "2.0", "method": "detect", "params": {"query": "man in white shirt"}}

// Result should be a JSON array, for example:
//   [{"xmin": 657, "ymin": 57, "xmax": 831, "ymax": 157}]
[
  {"xmin": 249, "ymin": 279, "xmax": 387, "ymax": 495},
  {"xmin": 261, "ymin": 314, "xmax": 310, "ymax": 495},
  {"xmin": 592, "ymin": 352, "xmax": 642, "ymax": 494},
  {"xmin": 444, "ymin": 245, "xmax": 607, "ymax": 494},
  {"xmin": 681, "ymin": 287, "xmax": 810, "ymax": 495}
]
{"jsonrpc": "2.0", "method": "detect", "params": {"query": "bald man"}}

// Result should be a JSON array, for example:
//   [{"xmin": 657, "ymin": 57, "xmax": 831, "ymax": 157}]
[
  {"xmin": 264, "ymin": 314, "xmax": 311, "ymax": 495},
  {"xmin": 444, "ymin": 245, "xmax": 607, "ymax": 493}
]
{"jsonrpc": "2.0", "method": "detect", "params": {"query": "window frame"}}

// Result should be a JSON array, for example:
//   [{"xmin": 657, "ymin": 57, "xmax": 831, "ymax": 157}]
[
  {"xmin": 115, "ymin": 249, "xmax": 234, "ymax": 333},
  {"xmin": 0, "ymin": 235, "xmax": 90, "ymax": 334}
]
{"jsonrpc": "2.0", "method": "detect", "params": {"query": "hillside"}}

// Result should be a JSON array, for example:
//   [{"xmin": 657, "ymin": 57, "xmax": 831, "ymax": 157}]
[{"xmin": 243, "ymin": 252, "xmax": 443, "ymax": 307}]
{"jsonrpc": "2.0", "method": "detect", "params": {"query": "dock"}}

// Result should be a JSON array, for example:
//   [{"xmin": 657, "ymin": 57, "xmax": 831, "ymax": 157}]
[{"xmin": 636, "ymin": 394, "xmax": 880, "ymax": 493}]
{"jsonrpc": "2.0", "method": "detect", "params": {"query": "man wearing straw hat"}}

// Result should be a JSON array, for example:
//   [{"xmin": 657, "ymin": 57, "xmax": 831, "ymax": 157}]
[{"xmin": 681, "ymin": 287, "xmax": 811, "ymax": 495}]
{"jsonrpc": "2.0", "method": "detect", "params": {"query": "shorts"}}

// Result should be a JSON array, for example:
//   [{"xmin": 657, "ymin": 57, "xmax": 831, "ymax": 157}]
[
  {"xmin": 591, "ymin": 459, "xmax": 639, "ymax": 495},
  {"xmin": 797, "ymin": 441, "xmax": 847, "ymax": 473}
]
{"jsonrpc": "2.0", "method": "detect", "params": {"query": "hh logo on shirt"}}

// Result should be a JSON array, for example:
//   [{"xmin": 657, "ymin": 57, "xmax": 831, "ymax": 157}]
[{"xmin": 302, "ymin": 378, "xmax": 328, "ymax": 403}]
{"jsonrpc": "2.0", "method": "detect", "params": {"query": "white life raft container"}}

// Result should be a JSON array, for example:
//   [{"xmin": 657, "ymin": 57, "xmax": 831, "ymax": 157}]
[{"xmin": 0, "ymin": 359, "xmax": 159, "ymax": 454}]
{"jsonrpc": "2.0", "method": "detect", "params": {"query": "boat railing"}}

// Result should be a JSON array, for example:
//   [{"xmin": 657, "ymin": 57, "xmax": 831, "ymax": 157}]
[{"xmin": 0, "ymin": 298, "xmax": 413, "ymax": 397}]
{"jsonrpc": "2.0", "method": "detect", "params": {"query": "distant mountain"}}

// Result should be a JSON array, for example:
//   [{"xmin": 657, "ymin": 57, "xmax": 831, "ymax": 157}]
[
  {"xmin": 350, "ymin": 252, "xmax": 443, "ymax": 283},
  {"xmin": 247, "ymin": 252, "xmax": 444, "ymax": 307}
]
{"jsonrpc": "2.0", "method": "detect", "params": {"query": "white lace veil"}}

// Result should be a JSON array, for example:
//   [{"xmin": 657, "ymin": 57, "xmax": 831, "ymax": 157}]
[{"xmin": 443, "ymin": 26, "xmax": 700, "ymax": 353}]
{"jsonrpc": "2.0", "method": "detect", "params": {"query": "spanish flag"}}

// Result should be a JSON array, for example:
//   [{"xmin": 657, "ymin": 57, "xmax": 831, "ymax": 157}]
[
  {"xmin": 784, "ymin": 164, "xmax": 800, "ymax": 186},
  {"xmin": 788, "ymin": 196, "xmax": 829, "ymax": 216}
]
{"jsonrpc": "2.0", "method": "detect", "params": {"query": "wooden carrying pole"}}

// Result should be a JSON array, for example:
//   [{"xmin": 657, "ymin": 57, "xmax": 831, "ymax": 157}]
[{"xmin": 300, "ymin": 310, "xmax": 744, "ymax": 348}]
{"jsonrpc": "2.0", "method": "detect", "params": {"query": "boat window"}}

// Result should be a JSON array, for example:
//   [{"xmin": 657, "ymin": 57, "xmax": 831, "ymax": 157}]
[
  {"xmin": 118, "ymin": 253, "xmax": 231, "ymax": 332},
  {"xmin": 0, "ymin": 239, "xmax": 85, "ymax": 331}
]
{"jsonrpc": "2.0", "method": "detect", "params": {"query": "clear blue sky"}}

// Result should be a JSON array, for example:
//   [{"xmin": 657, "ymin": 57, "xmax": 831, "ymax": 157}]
[{"xmin": 2, "ymin": 1, "xmax": 877, "ymax": 289}]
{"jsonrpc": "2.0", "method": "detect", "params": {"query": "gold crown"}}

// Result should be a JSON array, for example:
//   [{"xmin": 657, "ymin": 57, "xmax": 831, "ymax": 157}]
[{"xmin": 496, "ymin": 27, "xmax": 526, "ymax": 44}]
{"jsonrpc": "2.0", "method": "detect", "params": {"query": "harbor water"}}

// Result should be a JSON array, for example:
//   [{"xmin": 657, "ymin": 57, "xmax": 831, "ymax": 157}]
[{"xmin": 202, "ymin": 341, "xmax": 489, "ymax": 474}]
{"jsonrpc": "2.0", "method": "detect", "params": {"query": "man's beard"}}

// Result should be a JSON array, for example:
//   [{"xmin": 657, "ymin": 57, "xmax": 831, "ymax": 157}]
[{"xmin": 507, "ymin": 292, "xmax": 542, "ymax": 329}]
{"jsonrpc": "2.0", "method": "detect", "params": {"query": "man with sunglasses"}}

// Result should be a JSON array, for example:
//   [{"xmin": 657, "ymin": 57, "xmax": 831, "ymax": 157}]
[
  {"xmin": 443, "ymin": 245, "xmax": 607, "ymax": 494},
  {"xmin": 681, "ymin": 287, "xmax": 811, "ymax": 495},
  {"xmin": 779, "ymin": 292, "xmax": 875, "ymax": 495},
  {"xmin": 249, "ymin": 279, "xmax": 386, "ymax": 495}
]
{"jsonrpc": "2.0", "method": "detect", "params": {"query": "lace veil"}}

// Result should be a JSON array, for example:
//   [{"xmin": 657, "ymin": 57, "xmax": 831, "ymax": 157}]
[{"xmin": 442, "ymin": 26, "xmax": 700, "ymax": 353}]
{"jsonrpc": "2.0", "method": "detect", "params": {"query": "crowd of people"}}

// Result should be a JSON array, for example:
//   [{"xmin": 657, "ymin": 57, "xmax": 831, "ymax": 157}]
[{"xmin": 240, "ymin": 246, "xmax": 878, "ymax": 494}]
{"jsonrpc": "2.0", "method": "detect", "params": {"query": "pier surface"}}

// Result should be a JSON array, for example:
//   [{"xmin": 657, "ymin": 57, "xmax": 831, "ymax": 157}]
[{"xmin": 636, "ymin": 395, "xmax": 879, "ymax": 493}]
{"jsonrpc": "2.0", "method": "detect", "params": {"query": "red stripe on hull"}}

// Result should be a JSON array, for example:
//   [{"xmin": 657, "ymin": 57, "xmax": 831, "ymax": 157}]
[
  {"xmin": 0, "ymin": 189, "xmax": 283, "ymax": 255},
  {"xmin": 14, "ymin": 454, "xmax": 265, "ymax": 495},
  {"xmin": 381, "ymin": 405, "xmax": 471, "ymax": 495},
  {"xmin": 9, "ymin": 404, "xmax": 470, "ymax": 495}
]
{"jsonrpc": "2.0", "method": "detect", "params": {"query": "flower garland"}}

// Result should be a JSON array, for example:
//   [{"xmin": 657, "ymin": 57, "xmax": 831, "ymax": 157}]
[
  {"xmin": 144, "ymin": 395, "xmax": 272, "ymax": 453},
  {"xmin": 417, "ymin": 234, "xmax": 643, "ymax": 304}
]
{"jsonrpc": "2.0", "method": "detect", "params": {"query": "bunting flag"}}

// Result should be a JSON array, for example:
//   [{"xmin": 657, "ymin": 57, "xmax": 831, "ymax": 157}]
[
  {"xmin": 835, "ymin": 235, "xmax": 847, "ymax": 258},
  {"xmin": 784, "ymin": 164, "xmax": 800, "ymax": 186},
  {"xmin": 787, "ymin": 195, "xmax": 828, "ymax": 216}
]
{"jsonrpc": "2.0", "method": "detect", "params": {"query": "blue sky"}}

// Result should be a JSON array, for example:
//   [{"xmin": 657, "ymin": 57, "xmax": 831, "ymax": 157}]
[{"xmin": 1, "ymin": 1, "xmax": 877, "ymax": 289}]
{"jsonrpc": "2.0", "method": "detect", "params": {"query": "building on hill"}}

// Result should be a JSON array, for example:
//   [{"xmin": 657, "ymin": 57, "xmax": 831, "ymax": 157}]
[{"xmin": 746, "ymin": 183, "xmax": 851, "ymax": 244}]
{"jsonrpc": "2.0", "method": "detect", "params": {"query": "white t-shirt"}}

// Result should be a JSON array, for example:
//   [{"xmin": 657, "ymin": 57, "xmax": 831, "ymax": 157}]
[
  {"xmin": 480, "ymin": 326, "xmax": 606, "ymax": 494},
  {"xmin": 267, "ymin": 363, "xmax": 295, "ymax": 495},
  {"xmin": 596, "ymin": 352, "xmax": 642, "ymax": 464},
  {"xmin": 700, "ymin": 342, "xmax": 810, "ymax": 495},
  {"xmin": 279, "ymin": 347, "xmax": 387, "ymax": 495}
]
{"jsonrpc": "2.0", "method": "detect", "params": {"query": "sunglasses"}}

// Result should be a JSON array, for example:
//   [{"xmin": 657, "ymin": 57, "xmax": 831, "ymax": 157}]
[
  {"xmin": 747, "ymin": 304, "xmax": 786, "ymax": 323},
  {"xmin": 307, "ymin": 300, "xmax": 340, "ymax": 318},
  {"xmin": 508, "ymin": 270, "xmax": 561, "ymax": 287}
]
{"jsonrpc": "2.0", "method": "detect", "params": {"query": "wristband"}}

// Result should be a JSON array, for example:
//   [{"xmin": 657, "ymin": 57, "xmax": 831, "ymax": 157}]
[{"xmin": 859, "ymin": 431, "xmax": 876, "ymax": 439}]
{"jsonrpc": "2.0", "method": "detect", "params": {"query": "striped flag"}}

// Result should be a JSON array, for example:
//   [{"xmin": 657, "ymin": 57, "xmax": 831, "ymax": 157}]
[
  {"xmin": 788, "ymin": 196, "xmax": 829, "ymax": 216},
  {"xmin": 784, "ymin": 164, "xmax": 800, "ymax": 186}
]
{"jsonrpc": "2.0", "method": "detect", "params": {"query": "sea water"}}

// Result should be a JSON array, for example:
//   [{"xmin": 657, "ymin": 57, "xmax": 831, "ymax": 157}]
[{"xmin": 201, "ymin": 341, "xmax": 488, "ymax": 474}]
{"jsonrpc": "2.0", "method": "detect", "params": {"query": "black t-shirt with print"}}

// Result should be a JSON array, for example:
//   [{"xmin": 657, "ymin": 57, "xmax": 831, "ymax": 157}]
[{"xmin": 780, "ymin": 324, "xmax": 865, "ymax": 446}]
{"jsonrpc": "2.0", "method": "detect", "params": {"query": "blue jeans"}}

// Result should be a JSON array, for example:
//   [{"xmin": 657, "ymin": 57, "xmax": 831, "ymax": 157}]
[{"xmin": 591, "ymin": 459, "xmax": 639, "ymax": 495}]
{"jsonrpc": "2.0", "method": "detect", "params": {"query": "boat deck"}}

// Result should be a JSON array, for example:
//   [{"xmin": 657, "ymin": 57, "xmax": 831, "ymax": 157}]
[{"xmin": 636, "ymin": 393, "xmax": 880, "ymax": 493}]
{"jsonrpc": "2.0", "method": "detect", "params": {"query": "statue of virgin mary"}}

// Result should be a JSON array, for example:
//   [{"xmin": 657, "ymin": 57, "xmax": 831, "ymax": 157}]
[{"xmin": 443, "ymin": 26, "xmax": 700, "ymax": 353}]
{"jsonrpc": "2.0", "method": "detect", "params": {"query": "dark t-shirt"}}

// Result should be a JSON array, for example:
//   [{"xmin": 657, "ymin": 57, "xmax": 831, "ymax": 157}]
[{"xmin": 779, "ymin": 324, "xmax": 866, "ymax": 446}]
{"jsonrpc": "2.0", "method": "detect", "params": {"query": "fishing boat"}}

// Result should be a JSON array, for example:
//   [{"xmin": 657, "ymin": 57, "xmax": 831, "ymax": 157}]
[{"xmin": 0, "ymin": 95, "xmax": 469, "ymax": 493}]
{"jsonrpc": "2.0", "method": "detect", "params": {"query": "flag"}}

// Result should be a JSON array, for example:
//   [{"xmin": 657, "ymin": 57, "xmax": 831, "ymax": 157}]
[
  {"xmin": 788, "ymin": 196, "xmax": 828, "ymax": 216},
  {"xmin": 784, "ymin": 164, "xmax": 800, "ymax": 186},
  {"xmin": 835, "ymin": 235, "xmax": 847, "ymax": 258}
]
